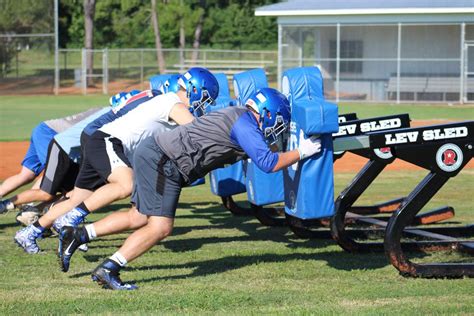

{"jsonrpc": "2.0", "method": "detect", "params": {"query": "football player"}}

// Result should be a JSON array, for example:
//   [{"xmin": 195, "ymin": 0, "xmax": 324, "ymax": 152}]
[
  {"xmin": 14, "ymin": 68, "xmax": 219, "ymax": 255},
  {"xmin": 59, "ymin": 88, "xmax": 321, "ymax": 290}
]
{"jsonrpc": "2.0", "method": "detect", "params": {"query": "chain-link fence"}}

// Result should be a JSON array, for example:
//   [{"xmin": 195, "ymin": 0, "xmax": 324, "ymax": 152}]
[
  {"xmin": 56, "ymin": 48, "xmax": 277, "ymax": 95},
  {"xmin": 0, "ymin": 0, "xmax": 56, "ymax": 95},
  {"xmin": 0, "ymin": 36, "xmax": 55, "ymax": 94},
  {"xmin": 0, "ymin": 46, "xmax": 277, "ymax": 95}
]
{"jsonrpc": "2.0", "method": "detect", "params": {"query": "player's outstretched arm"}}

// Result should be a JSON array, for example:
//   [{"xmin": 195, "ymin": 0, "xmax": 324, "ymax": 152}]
[
  {"xmin": 272, "ymin": 136, "xmax": 322, "ymax": 172},
  {"xmin": 271, "ymin": 150, "xmax": 300, "ymax": 172}
]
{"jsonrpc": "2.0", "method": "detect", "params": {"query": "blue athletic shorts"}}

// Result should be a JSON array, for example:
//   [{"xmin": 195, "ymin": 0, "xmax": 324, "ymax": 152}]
[{"xmin": 22, "ymin": 122, "xmax": 57, "ymax": 176}]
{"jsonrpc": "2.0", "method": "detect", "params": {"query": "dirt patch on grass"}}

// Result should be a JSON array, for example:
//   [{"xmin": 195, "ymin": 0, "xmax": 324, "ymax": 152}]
[
  {"xmin": 0, "ymin": 141, "xmax": 30, "ymax": 180},
  {"xmin": 0, "ymin": 78, "xmax": 145, "ymax": 95}
]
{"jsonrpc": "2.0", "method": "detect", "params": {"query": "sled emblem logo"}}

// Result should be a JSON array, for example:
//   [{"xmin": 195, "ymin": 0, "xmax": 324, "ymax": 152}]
[
  {"xmin": 374, "ymin": 147, "xmax": 393, "ymax": 160},
  {"xmin": 436, "ymin": 143, "xmax": 463, "ymax": 173}
]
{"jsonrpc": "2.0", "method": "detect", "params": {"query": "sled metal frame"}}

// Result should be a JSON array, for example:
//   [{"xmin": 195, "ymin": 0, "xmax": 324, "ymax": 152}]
[{"xmin": 330, "ymin": 121, "xmax": 474, "ymax": 278}]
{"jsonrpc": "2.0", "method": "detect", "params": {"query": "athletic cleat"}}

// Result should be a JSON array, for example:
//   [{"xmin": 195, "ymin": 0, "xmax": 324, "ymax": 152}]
[
  {"xmin": 58, "ymin": 226, "xmax": 83, "ymax": 272},
  {"xmin": 0, "ymin": 199, "xmax": 14, "ymax": 215},
  {"xmin": 78, "ymin": 244, "xmax": 89, "ymax": 252},
  {"xmin": 91, "ymin": 261, "xmax": 138, "ymax": 290},
  {"xmin": 0, "ymin": 200, "xmax": 7, "ymax": 214},
  {"xmin": 16, "ymin": 205, "xmax": 42, "ymax": 226},
  {"xmin": 52, "ymin": 207, "xmax": 88, "ymax": 233},
  {"xmin": 14, "ymin": 225, "xmax": 43, "ymax": 254}
]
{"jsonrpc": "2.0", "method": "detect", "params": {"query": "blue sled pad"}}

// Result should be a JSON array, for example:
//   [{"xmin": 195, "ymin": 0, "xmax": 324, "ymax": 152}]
[
  {"xmin": 149, "ymin": 74, "xmax": 172, "ymax": 90},
  {"xmin": 233, "ymin": 68, "xmax": 268, "ymax": 106},
  {"xmin": 189, "ymin": 177, "xmax": 205, "ymax": 186},
  {"xmin": 233, "ymin": 69, "xmax": 285, "ymax": 205},
  {"xmin": 282, "ymin": 66, "xmax": 337, "ymax": 219},
  {"xmin": 210, "ymin": 162, "xmax": 246, "ymax": 196},
  {"xmin": 245, "ymin": 160, "xmax": 284, "ymax": 206},
  {"xmin": 282, "ymin": 67, "xmax": 339, "ymax": 135},
  {"xmin": 284, "ymin": 134, "xmax": 335, "ymax": 219},
  {"xmin": 211, "ymin": 73, "xmax": 236, "ymax": 112}
]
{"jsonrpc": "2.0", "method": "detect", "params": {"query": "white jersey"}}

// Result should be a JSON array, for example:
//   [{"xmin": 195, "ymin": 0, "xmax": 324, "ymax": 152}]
[{"xmin": 99, "ymin": 92, "xmax": 180, "ymax": 159}]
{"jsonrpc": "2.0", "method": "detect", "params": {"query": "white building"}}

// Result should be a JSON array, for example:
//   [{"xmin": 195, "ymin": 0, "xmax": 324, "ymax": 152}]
[{"xmin": 255, "ymin": 0, "xmax": 474, "ymax": 103}]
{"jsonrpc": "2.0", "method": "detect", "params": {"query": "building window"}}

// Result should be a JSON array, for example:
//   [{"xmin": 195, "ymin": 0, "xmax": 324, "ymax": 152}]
[{"xmin": 329, "ymin": 40, "xmax": 363, "ymax": 74}]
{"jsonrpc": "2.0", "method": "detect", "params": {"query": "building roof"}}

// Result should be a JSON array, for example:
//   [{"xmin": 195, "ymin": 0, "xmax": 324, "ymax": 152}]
[{"xmin": 255, "ymin": 0, "xmax": 474, "ymax": 16}]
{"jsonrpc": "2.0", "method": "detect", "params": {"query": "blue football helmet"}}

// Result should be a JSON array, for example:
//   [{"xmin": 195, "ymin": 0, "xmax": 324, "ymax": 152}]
[
  {"xmin": 109, "ymin": 90, "xmax": 141, "ymax": 108},
  {"xmin": 178, "ymin": 67, "xmax": 219, "ymax": 114},
  {"xmin": 160, "ymin": 74, "xmax": 181, "ymax": 94},
  {"xmin": 245, "ymin": 87, "xmax": 291, "ymax": 145}
]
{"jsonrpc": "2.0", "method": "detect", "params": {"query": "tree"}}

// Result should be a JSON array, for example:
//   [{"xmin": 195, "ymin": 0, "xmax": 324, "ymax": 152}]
[
  {"xmin": 0, "ymin": 0, "xmax": 54, "ymax": 77},
  {"xmin": 204, "ymin": 2, "xmax": 277, "ymax": 50},
  {"xmin": 59, "ymin": 0, "xmax": 279, "ymax": 51},
  {"xmin": 151, "ymin": 0, "xmax": 166, "ymax": 73},
  {"xmin": 179, "ymin": 0, "xmax": 185, "ymax": 66},
  {"xmin": 84, "ymin": 0, "xmax": 96, "ymax": 86},
  {"xmin": 190, "ymin": 0, "xmax": 205, "ymax": 63}
]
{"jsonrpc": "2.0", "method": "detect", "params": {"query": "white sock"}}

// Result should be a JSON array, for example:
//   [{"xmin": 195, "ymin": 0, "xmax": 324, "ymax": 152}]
[
  {"xmin": 85, "ymin": 224, "xmax": 97, "ymax": 240},
  {"xmin": 110, "ymin": 252, "xmax": 128, "ymax": 267},
  {"xmin": 5, "ymin": 200, "xmax": 15, "ymax": 210}
]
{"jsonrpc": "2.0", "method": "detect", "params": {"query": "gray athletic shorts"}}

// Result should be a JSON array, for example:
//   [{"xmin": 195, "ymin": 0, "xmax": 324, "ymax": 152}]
[
  {"xmin": 131, "ymin": 137, "xmax": 184, "ymax": 218},
  {"xmin": 40, "ymin": 139, "xmax": 80, "ymax": 195}
]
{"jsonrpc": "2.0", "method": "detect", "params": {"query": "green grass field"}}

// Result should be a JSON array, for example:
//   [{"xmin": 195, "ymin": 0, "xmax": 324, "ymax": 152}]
[
  {"xmin": 0, "ymin": 96, "xmax": 473, "ymax": 314},
  {"xmin": 1, "ymin": 95, "xmax": 473, "ymax": 141},
  {"xmin": 0, "ymin": 171, "xmax": 473, "ymax": 314}
]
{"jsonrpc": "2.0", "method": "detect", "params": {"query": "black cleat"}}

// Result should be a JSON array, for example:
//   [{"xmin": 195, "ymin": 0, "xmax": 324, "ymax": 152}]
[
  {"xmin": 58, "ymin": 226, "xmax": 83, "ymax": 272},
  {"xmin": 91, "ymin": 260, "xmax": 138, "ymax": 290}
]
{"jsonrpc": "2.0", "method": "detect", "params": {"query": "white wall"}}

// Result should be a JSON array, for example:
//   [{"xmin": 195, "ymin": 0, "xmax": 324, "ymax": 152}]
[
  {"xmin": 281, "ymin": 24, "xmax": 468, "ymax": 100},
  {"xmin": 283, "ymin": 24, "xmax": 462, "ymax": 78}
]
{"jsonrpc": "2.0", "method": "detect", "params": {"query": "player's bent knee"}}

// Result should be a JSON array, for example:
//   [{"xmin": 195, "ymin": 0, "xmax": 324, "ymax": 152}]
[
  {"xmin": 160, "ymin": 225, "xmax": 173, "ymax": 238},
  {"xmin": 117, "ymin": 183, "xmax": 133, "ymax": 199},
  {"xmin": 148, "ymin": 217, "xmax": 174, "ymax": 239},
  {"xmin": 128, "ymin": 210, "xmax": 147, "ymax": 229},
  {"xmin": 37, "ymin": 190, "xmax": 54, "ymax": 202},
  {"xmin": 17, "ymin": 172, "xmax": 36, "ymax": 183},
  {"xmin": 19, "ymin": 167, "xmax": 37, "ymax": 180}
]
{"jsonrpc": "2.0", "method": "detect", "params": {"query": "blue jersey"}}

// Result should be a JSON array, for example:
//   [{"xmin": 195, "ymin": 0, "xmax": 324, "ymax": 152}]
[
  {"xmin": 83, "ymin": 90, "xmax": 161, "ymax": 136},
  {"xmin": 53, "ymin": 107, "xmax": 110, "ymax": 163},
  {"xmin": 156, "ymin": 106, "xmax": 279, "ymax": 183}
]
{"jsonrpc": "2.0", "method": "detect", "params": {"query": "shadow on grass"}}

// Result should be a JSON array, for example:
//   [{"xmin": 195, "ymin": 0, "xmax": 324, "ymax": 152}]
[
  {"xmin": 0, "ymin": 221, "xmax": 20, "ymax": 230},
  {"xmin": 71, "ymin": 250, "xmax": 390, "ymax": 280},
  {"xmin": 80, "ymin": 222, "xmax": 291, "ymax": 263},
  {"xmin": 132, "ymin": 251, "xmax": 390, "ymax": 284},
  {"xmin": 69, "ymin": 201, "xmax": 437, "ymax": 281}
]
